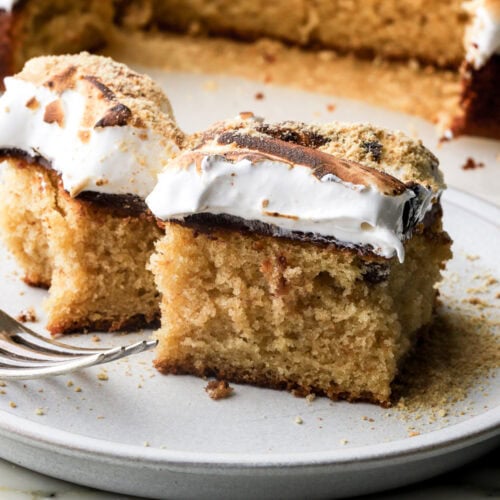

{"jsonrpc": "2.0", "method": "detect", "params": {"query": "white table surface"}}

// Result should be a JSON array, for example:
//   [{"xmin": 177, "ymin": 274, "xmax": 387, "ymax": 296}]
[{"xmin": 0, "ymin": 71, "xmax": 499, "ymax": 500}]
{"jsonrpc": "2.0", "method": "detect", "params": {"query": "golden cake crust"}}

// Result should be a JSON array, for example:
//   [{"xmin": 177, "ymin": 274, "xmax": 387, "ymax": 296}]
[
  {"xmin": 155, "ymin": 321, "xmax": 432, "ymax": 407},
  {"xmin": 154, "ymin": 357, "xmax": 396, "ymax": 407}
]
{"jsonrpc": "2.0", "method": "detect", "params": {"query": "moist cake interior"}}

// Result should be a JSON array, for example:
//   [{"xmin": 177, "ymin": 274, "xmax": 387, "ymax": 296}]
[
  {"xmin": 0, "ymin": 158, "xmax": 163, "ymax": 333},
  {"xmin": 152, "ymin": 222, "xmax": 451, "ymax": 405}
]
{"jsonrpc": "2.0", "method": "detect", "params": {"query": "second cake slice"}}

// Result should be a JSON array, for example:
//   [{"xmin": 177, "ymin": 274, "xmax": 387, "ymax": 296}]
[
  {"xmin": 0, "ymin": 53, "xmax": 184, "ymax": 333},
  {"xmin": 147, "ymin": 115, "xmax": 452, "ymax": 405}
]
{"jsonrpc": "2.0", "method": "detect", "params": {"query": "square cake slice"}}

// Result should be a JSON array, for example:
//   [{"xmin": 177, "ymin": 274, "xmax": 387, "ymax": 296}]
[
  {"xmin": 147, "ymin": 115, "xmax": 452, "ymax": 405},
  {"xmin": 0, "ymin": 53, "xmax": 184, "ymax": 333}
]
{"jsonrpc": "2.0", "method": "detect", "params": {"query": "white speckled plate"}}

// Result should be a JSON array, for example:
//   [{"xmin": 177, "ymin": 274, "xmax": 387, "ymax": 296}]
[{"xmin": 0, "ymin": 73, "xmax": 498, "ymax": 500}]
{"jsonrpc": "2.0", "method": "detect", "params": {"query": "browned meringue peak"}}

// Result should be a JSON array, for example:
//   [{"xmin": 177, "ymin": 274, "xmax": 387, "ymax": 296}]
[
  {"xmin": 214, "ymin": 130, "xmax": 407, "ymax": 197},
  {"xmin": 0, "ymin": 53, "xmax": 184, "ymax": 198},
  {"xmin": 147, "ymin": 116, "xmax": 444, "ymax": 262},
  {"xmin": 194, "ymin": 114, "xmax": 444, "ymax": 193},
  {"xmin": 16, "ymin": 52, "xmax": 183, "ymax": 145}
]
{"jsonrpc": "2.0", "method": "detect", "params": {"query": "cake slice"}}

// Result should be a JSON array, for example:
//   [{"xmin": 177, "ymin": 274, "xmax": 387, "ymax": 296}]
[
  {"xmin": 0, "ymin": 53, "xmax": 184, "ymax": 333},
  {"xmin": 147, "ymin": 115, "xmax": 452, "ymax": 405},
  {"xmin": 448, "ymin": 0, "xmax": 500, "ymax": 139}
]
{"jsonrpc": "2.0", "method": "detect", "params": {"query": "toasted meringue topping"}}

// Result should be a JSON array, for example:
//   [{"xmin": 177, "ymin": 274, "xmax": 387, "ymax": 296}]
[
  {"xmin": 216, "ymin": 131, "xmax": 408, "ymax": 196},
  {"xmin": 0, "ymin": 55, "xmax": 181, "ymax": 198},
  {"xmin": 147, "ymin": 131, "xmax": 437, "ymax": 262},
  {"xmin": 0, "ymin": 1, "xmax": 16, "ymax": 11},
  {"xmin": 465, "ymin": 0, "xmax": 500, "ymax": 69}
]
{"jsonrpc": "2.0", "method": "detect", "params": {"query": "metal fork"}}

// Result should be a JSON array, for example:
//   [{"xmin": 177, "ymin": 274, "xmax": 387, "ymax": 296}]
[{"xmin": 0, "ymin": 310, "xmax": 157, "ymax": 380}]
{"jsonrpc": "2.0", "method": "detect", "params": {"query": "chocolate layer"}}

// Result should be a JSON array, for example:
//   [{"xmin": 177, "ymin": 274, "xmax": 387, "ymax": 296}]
[
  {"xmin": 174, "ymin": 212, "xmax": 384, "ymax": 259},
  {"xmin": 0, "ymin": 147, "xmax": 51, "ymax": 169},
  {"xmin": 0, "ymin": 9, "xmax": 15, "ymax": 85},
  {"xmin": 77, "ymin": 191, "xmax": 148, "ymax": 216},
  {"xmin": 450, "ymin": 55, "xmax": 500, "ymax": 139},
  {"xmin": 170, "ymin": 204, "xmax": 442, "ymax": 263},
  {"xmin": 0, "ymin": 147, "xmax": 149, "ymax": 216}
]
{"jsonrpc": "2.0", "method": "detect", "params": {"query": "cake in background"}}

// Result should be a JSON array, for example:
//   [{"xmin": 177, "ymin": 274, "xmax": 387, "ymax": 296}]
[
  {"xmin": 0, "ymin": 53, "xmax": 184, "ymax": 333},
  {"xmin": 0, "ymin": 0, "xmax": 498, "ymax": 139},
  {"xmin": 147, "ymin": 114, "xmax": 452, "ymax": 405},
  {"xmin": 0, "ymin": 0, "xmax": 113, "ymax": 77},
  {"xmin": 450, "ymin": 0, "xmax": 500, "ymax": 138}
]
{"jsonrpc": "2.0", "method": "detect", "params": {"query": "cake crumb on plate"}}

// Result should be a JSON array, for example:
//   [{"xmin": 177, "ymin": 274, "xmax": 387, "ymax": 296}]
[
  {"xmin": 205, "ymin": 380, "xmax": 234, "ymax": 400},
  {"xmin": 16, "ymin": 307, "xmax": 37, "ymax": 323},
  {"xmin": 461, "ymin": 157, "xmax": 484, "ymax": 170}
]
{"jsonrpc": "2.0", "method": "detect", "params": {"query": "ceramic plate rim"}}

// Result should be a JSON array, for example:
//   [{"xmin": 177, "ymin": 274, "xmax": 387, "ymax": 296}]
[{"xmin": 0, "ymin": 187, "xmax": 498, "ymax": 470}]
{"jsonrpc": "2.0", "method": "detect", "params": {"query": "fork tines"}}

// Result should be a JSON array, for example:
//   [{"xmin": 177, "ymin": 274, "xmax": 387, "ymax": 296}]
[{"xmin": 0, "ymin": 310, "xmax": 157, "ymax": 380}]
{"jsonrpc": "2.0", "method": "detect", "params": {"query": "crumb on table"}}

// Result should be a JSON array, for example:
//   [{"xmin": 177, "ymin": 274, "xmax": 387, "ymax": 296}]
[
  {"xmin": 202, "ymin": 80, "xmax": 218, "ymax": 92},
  {"xmin": 465, "ymin": 254, "xmax": 480, "ymax": 261},
  {"xmin": 305, "ymin": 393, "xmax": 316, "ymax": 403},
  {"xmin": 205, "ymin": 380, "xmax": 234, "ymax": 400}
]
